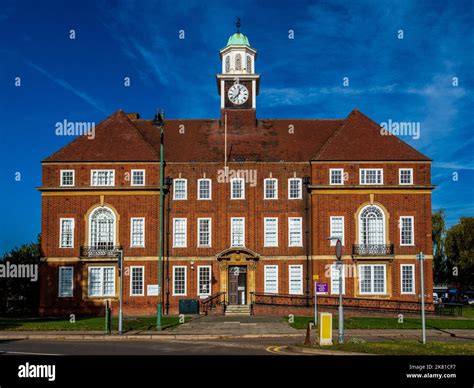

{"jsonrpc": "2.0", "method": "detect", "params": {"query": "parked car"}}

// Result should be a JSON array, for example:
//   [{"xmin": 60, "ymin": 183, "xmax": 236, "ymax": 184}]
[
  {"xmin": 467, "ymin": 298, "xmax": 474, "ymax": 306},
  {"xmin": 433, "ymin": 293, "xmax": 440, "ymax": 305}
]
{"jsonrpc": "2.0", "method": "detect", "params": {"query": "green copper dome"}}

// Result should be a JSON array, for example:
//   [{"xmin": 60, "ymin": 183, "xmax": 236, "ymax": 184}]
[{"xmin": 226, "ymin": 32, "xmax": 250, "ymax": 46}]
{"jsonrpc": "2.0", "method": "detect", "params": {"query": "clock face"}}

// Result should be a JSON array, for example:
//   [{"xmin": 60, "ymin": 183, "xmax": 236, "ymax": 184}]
[{"xmin": 228, "ymin": 83, "xmax": 249, "ymax": 105}]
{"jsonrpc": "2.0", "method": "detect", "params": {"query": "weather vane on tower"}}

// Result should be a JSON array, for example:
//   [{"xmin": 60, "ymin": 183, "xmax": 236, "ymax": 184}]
[{"xmin": 236, "ymin": 17, "xmax": 241, "ymax": 33}]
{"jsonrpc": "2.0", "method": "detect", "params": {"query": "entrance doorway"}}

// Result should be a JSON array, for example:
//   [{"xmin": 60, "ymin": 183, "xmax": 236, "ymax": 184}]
[{"xmin": 228, "ymin": 266, "xmax": 247, "ymax": 305}]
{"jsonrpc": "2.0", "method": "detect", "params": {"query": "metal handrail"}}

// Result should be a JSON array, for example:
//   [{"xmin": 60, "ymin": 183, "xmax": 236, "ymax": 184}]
[{"xmin": 200, "ymin": 292, "xmax": 227, "ymax": 315}]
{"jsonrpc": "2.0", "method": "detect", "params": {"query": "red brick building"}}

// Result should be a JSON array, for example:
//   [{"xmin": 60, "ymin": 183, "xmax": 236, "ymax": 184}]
[{"xmin": 39, "ymin": 30, "xmax": 434, "ymax": 317}]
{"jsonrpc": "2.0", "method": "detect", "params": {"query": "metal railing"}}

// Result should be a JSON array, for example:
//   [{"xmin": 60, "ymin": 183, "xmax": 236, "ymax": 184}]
[
  {"xmin": 80, "ymin": 245, "xmax": 122, "ymax": 258},
  {"xmin": 200, "ymin": 292, "xmax": 227, "ymax": 316},
  {"xmin": 252, "ymin": 292, "xmax": 426, "ymax": 313},
  {"xmin": 352, "ymin": 244, "xmax": 394, "ymax": 256}
]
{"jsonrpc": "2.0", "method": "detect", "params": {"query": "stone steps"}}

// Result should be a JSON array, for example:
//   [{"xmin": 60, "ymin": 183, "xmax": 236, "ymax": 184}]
[{"xmin": 225, "ymin": 305, "xmax": 251, "ymax": 316}]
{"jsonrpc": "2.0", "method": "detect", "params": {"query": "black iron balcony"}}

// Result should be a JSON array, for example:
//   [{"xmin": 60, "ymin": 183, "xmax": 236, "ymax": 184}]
[
  {"xmin": 352, "ymin": 244, "xmax": 394, "ymax": 256},
  {"xmin": 80, "ymin": 245, "xmax": 122, "ymax": 258}
]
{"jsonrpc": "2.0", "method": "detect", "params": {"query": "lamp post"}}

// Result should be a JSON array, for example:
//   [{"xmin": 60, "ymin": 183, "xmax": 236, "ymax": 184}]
[
  {"xmin": 164, "ymin": 176, "xmax": 172, "ymax": 315},
  {"xmin": 418, "ymin": 251, "xmax": 426, "ymax": 344},
  {"xmin": 153, "ymin": 110, "xmax": 165, "ymax": 330},
  {"xmin": 117, "ymin": 249, "xmax": 124, "ymax": 335},
  {"xmin": 327, "ymin": 236, "xmax": 344, "ymax": 344}
]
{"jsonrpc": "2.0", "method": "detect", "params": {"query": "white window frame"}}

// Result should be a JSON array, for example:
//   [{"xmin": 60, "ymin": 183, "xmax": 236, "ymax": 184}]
[
  {"xmin": 358, "ymin": 264, "xmax": 387, "ymax": 295},
  {"xmin": 197, "ymin": 265, "xmax": 212, "ymax": 296},
  {"xmin": 288, "ymin": 264, "xmax": 303, "ymax": 295},
  {"xmin": 173, "ymin": 218, "xmax": 187, "ymax": 248},
  {"xmin": 399, "ymin": 168, "xmax": 413, "ymax": 185},
  {"xmin": 91, "ymin": 169, "xmax": 115, "ymax": 187},
  {"xmin": 58, "ymin": 266, "xmax": 74, "ymax": 297},
  {"xmin": 264, "ymin": 217, "xmax": 279, "ymax": 247},
  {"xmin": 288, "ymin": 178, "xmax": 302, "ymax": 199},
  {"xmin": 230, "ymin": 177, "xmax": 245, "ymax": 199},
  {"xmin": 197, "ymin": 178, "xmax": 212, "ymax": 200},
  {"xmin": 130, "ymin": 217, "xmax": 145, "ymax": 248},
  {"xmin": 329, "ymin": 168, "xmax": 344, "ymax": 185},
  {"xmin": 173, "ymin": 266, "xmax": 187, "ymax": 296},
  {"xmin": 264, "ymin": 178, "xmax": 278, "ymax": 200},
  {"xmin": 87, "ymin": 266, "xmax": 116, "ymax": 297},
  {"xmin": 129, "ymin": 266, "xmax": 144, "ymax": 296},
  {"xmin": 131, "ymin": 169, "xmax": 145, "ymax": 186},
  {"xmin": 230, "ymin": 217, "xmax": 245, "ymax": 247},
  {"xmin": 197, "ymin": 218, "xmax": 212, "ymax": 248},
  {"xmin": 330, "ymin": 263, "xmax": 345, "ymax": 295},
  {"xmin": 400, "ymin": 264, "xmax": 415, "ymax": 295},
  {"xmin": 264, "ymin": 265, "xmax": 279, "ymax": 294},
  {"xmin": 400, "ymin": 216, "xmax": 415, "ymax": 246},
  {"xmin": 59, "ymin": 218, "xmax": 75, "ymax": 248},
  {"xmin": 359, "ymin": 168, "xmax": 383, "ymax": 185},
  {"xmin": 329, "ymin": 216, "xmax": 345, "ymax": 246},
  {"xmin": 173, "ymin": 178, "xmax": 188, "ymax": 200},
  {"xmin": 60, "ymin": 170, "xmax": 75, "ymax": 187},
  {"xmin": 288, "ymin": 217, "xmax": 303, "ymax": 247}
]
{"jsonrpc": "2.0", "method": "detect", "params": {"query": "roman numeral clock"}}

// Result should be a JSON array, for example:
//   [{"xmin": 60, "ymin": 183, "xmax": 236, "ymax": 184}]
[{"xmin": 217, "ymin": 23, "xmax": 260, "ymax": 112}]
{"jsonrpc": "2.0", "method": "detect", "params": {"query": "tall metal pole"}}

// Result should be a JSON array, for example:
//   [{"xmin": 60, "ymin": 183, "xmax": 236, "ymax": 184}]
[
  {"xmin": 118, "ymin": 249, "xmax": 124, "ymax": 335},
  {"xmin": 419, "ymin": 251, "xmax": 426, "ymax": 344},
  {"xmin": 156, "ymin": 112, "xmax": 165, "ymax": 330},
  {"xmin": 314, "ymin": 281, "xmax": 318, "ymax": 327},
  {"xmin": 338, "ymin": 258, "xmax": 344, "ymax": 344}
]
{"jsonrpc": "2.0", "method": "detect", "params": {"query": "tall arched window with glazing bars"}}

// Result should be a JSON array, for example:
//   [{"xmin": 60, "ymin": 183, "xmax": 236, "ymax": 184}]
[{"xmin": 235, "ymin": 54, "xmax": 242, "ymax": 70}]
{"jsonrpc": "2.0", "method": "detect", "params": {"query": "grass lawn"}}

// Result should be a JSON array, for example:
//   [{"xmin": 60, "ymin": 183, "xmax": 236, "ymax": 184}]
[
  {"xmin": 463, "ymin": 306, "xmax": 474, "ymax": 319},
  {"xmin": 306, "ymin": 340, "xmax": 474, "ymax": 355},
  {"xmin": 288, "ymin": 313, "xmax": 474, "ymax": 330},
  {"xmin": 0, "ymin": 316, "xmax": 190, "ymax": 331}
]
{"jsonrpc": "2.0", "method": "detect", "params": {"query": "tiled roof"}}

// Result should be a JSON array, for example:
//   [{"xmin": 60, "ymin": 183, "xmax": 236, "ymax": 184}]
[{"xmin": 43, "ymin": 109, "xmax": 430, "ymax": 163}]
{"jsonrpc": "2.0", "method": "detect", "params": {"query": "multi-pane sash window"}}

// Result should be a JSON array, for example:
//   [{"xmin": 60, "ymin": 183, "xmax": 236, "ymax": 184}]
[
  {"xmin": 288, "ymin": 178, "xmax": 302, "ymax": 199},
  {"xmin": 131, "ymin": 170, "xmax": 145, "ymax": 186},
  {"xmin": 359, "ymin": 205, "xmax": 385, "ymax": 245},
  {"xmin": 60, "ymin": 170, "xmax": 75, "ymax": 187},
  {"xmin": 198, "ymin": 218, "xmax": 211, "ymax": 247},
  {"xmin": 90, "ymin": 207, "xmax": 115, "ymax": 249},
  {"xmin": 399, "ymin": 168, "xmax": 413, "ymax": 185},
  {"xmin": 264, "ymin": 178, "xmax": 278, "ymax": 199},
  {"xmin": 88, "ymin": 266, "xmax": 115, "ymax": 297},
  {"xmin": 60, "ymin": 218, "xmax": 74, "ymax": 248},
  {"xmin": 198, "ymin": 266, "xmax": 211, "ymax": 296},
  {"xmin": 130, "ymin": 266, "xmax": 144, "ymax": 296},
  {"xmin": 91, "ymin": 170, "xmax": 115, "ymax": 186},
  {"xmin": 173, "ymin": 179, "xmax": 187, "ymax": 200},
  {"xmin": 330, "ymin": 263, "xmax": 345, "ymax": 295},
  {"xmin": 130, "ymin": 218, "xmax": 145, "ymax": 247},
  {"xmin": 401, "ymin": 264, "xmax": 415, "ymax": 294},
  {"xmin": 330, "ymin": 216, "xmax": 344, "ymax": 246},
  {"xmin": 173, "ymin": 266, "xmax": 187, "ymax": 296},
  {"xmin": 173, "ymin": 218, "xmax": 187, "ymax": 247},
  {"xmin": 264, "ymin": 265, "xmax": 278, "ymax": 293},
  {"xmin": 198, "ymin": 179, "xmax": 211, "ymax": 200},
  {"xmin": 359, "ymin": 264, "xmax": 386, "ymax": 294},
  {"xmin": 231, "ymin": 178, "xmax": 245, "ymax": 199},
  {"xmin": 330, "ymin": 169, "xmax": 344, "ymax": 185},
  {"xmin": 289, "ymin": 265, "xmax": 303, "ymax": 295},
  {"xmin": 58, "ymin": 267, "xmax": 73, "ymax": 297},
  {"xmin": 231, "ymin": 218, "xmax": 245, "ymax": 247},
  {"xmin": 400, "ymin": 216, "xmax": 414, "ymax": 246},
  {"xmin": 264, "ymin": 218, "xmax": 278, "ymax": 247},
  {"xmin": 288, "ymin": 217, "xmax": 303, "ymax": 247},
  {"xmin": 360, "ymin": 169, "xmax": 383, "ymax": 185}
]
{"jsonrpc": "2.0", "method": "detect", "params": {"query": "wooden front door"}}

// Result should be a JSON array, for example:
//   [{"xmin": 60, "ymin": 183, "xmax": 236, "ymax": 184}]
[{"xmin": 228, "ymin": 266, "xmax": 247, "ymax": 305}]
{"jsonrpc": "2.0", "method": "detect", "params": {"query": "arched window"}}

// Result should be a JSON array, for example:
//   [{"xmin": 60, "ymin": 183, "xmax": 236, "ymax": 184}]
[
  {"xmin": 89, "ymin": 207, "xmax": 116, "ymax": 249},
  {"xmin": 359, "ymin": 205, "xmax": 385, "ymax": 245},
  {"xmin": 235, "ymin": 54, "xmax": 242, "ymax": 70},
  {"xmin": 225, "ymin": 56, "xmax": 230, "ymax": 73},
  {"xmin": 246, "ymin": 55, "xmax": 252, "ymax": 73}
]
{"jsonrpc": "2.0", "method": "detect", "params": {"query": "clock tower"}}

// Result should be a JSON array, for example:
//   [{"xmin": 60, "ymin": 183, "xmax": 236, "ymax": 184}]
[{"xmin": 217, "ymin": 20, "xmax": 260, "ymax": 125}]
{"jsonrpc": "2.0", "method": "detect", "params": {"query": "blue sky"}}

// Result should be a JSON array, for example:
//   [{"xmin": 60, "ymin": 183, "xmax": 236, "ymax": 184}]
[{"xmin": 0, "ymin": 0, "xmax": 472, "ymax": 254}]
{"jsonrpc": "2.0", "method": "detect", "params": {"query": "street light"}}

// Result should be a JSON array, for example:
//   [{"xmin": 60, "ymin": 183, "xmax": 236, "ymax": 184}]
[
  {"xmin": 153, "ymin": 110, "xmax": 165, "ymax": 330},
  {"xmin": 327, "ymin": 236, "xmax": 344, "ymax": 344}
]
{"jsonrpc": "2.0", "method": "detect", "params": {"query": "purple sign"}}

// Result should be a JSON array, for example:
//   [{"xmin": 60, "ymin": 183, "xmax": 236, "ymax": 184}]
[{"xmin": 315, "ymin": 282, "xmax": 328, "ymax": 294}]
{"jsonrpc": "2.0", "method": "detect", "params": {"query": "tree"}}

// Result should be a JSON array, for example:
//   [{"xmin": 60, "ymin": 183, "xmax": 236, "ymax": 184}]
[
  {"xmin": 432, "ymin": 210, "xmax": 447, "ymax": 284},
  {"xmin": 0, "ymin": 238, "xmax": 41, "ymax": 316},
  {"xmin": 445, "ymin": 217, "xmax": 474, "ymax": 290}
]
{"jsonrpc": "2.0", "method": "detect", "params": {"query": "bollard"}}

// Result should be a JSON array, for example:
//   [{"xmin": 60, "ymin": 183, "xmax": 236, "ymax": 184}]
[
  {"xmin": 105, "ymin": 300, "xmax": 111, "ymax": 334},
  {"xmin": 304, "ymin": 322, "xmax": 311, "ymax": 345}
]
